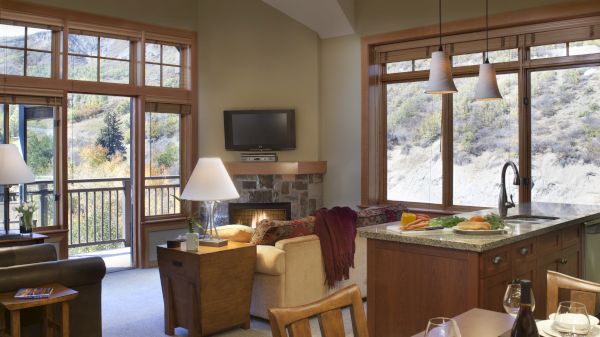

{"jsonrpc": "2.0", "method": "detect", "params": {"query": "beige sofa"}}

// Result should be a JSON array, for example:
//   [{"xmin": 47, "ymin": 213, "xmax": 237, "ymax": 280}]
[{"xmin": 215, "ymin": 225, "xmax": 367, "ymax": 319}]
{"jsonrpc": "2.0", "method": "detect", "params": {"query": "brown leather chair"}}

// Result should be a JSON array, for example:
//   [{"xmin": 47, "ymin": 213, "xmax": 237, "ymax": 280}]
[{"xmin": 0, "ymin": 244, "xmax": 106, "ymax": 337}]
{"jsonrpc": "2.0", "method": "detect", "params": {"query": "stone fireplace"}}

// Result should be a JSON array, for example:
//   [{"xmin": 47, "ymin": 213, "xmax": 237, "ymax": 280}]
[{"xmin": 208, "ymin": 173, "xmax": 324, "ymax": 227}]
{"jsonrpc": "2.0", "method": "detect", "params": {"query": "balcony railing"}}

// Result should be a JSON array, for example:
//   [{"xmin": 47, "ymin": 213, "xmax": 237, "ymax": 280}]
[{"xmin": 1, "ymin": 176, "xmax": 180, "ymax": 250}]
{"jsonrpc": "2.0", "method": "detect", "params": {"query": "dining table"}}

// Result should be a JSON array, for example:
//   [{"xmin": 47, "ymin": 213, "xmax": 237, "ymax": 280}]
[{"xmin": 410, "ymin": 308, "xmax": 515, "ymax": 337}]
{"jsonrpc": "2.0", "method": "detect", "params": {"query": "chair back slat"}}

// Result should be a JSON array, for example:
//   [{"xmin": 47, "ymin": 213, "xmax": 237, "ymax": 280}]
[
  {"xmin": 570, "ymin": 290, "xmax": 597, "ymax": 314},
  {"xmin": 547, "ymin": 270, "xmax": 600, "ymax": 315},
  {"xmin": 289, "ymin": 319, "xmax": 312, "ymax": 337},
  {"xmin": 318, "ymin": 309, "xmax": 345, "ymax": 337},
  {"xmin": 269, "ymin": 284, "xmax": 368, "ymax": 337}
]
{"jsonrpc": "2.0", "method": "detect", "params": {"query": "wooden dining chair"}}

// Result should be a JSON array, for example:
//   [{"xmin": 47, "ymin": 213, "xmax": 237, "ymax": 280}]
[
  {"xmin": 547, "ymin": 270, "xmax": 600, "ymax": 315},
  {"xmin": 268, "ymin": 284, "xmax": 368, "ymax": 337}
]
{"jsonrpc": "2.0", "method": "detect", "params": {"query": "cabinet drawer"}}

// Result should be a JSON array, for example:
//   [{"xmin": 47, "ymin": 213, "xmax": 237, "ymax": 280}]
[
  {"xmin": 511, "ymin": 238, "xmax": 536, "ymax": 264},
  {"xmin": 561, "ymin": 225, "xmax": 581, "ymax": 248},
  {"xmin": 482, "ymin": 246, "xmax": 511, "ymax": 277},
  {"xmin": 537, "ymin": 231, "xmax": 561, "ymax": 254}
]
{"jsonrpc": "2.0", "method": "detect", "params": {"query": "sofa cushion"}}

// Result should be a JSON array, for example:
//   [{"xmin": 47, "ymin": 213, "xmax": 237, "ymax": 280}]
[
  {"xmin": 212, "ymin": 225, "xmax": 254, "ymax": 243},
  {"xmin": 356, "ymin": 204, "xmax": 407, "ymax": 227},
  {"xmin": 251, "ymin": 216, "xmax": 315, "ymax": 245},
  {"xmin": 255, "ymin": 245, "xmax": 286, "ymax": 275}
]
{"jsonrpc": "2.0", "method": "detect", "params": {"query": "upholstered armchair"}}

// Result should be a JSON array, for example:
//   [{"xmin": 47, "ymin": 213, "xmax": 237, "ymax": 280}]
[{"xmin": 0, "ymin": 244, "xmax": 106, "ymax": 337}]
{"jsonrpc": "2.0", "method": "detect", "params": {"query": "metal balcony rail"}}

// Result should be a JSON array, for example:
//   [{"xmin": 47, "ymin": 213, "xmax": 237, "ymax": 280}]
[{"xmin": 0, "ymin": 176, "xmax": 180, "ymax": 249}]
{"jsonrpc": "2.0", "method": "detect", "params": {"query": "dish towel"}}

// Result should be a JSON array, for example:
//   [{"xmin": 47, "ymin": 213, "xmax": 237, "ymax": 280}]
[{"xmin": 314, "ymin": 207, "xmax": 358, "ymax": 288}]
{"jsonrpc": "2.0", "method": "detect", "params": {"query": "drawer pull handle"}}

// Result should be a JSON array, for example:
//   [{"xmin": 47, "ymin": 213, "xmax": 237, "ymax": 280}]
[
  {"xmin": 172, "ymin": 260, "xmax": 183, "ymax": 267},
  {"xmin": 559, "ymin": 258, "xmax": 568, "ymax": 265},
  {"xmin": 492, "ymin": 256, "xmax": 503, "ymax": 265},
  {"xmin": 520, "ymin": 247, "xmax": 529, "ymax": 256}
]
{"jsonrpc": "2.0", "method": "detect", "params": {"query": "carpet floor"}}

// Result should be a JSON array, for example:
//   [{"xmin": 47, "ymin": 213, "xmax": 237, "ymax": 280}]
[{"xmin": 102, "ymin": 268, "xmax": 359, "ymax": 337}]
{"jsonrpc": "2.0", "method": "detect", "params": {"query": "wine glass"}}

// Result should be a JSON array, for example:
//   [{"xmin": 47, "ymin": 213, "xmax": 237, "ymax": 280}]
[
  {"xmin": 553, "ymin": 301, "xmax": 591, "ymax": 336},
  {"xmin": 425, "ymin": 317, "xmax": 461, "ymax": 337},
  {"xmin": 503, "ymin": 282, "xmax": 536, "ymax": 317}
]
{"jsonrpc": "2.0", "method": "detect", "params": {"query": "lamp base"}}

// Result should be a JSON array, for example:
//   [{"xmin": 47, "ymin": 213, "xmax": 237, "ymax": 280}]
[{"xmin": 198, "ymin": 238, "xmax": 228, "ymax": 247}]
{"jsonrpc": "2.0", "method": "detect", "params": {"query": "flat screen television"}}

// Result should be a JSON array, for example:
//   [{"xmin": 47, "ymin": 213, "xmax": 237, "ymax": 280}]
[{"xmin": 224, "ymin": 109, "xmax": 296, "ymax": 151}]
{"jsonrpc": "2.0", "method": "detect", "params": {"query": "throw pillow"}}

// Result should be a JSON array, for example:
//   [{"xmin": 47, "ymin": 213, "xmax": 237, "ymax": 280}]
[
  {"xmin": 356, "ymin": 203, "xmax": 407, "ymax": 228},
  {"xmin": 210, "ymin": 225, "xmax": 254, "ymax": 243},
  {"xmin": 251, "ymin": 216, "xmax": 316, "ymax": 246}
]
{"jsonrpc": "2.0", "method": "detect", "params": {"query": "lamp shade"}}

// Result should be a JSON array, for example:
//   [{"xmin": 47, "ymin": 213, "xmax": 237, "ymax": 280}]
[
  {"xmin": 180, "ymin": 158, "xmax": 239, "ymax": 201},
  {"xmin": 425, "ymin": 51, "xmax": 457, "ymax": 94},
  {"xmin": 0, "ymin": 144, "xmax": 35, "ymax": 185},
  {"xmin": 475, "ymin": 62, "xmax": 502, "ymax": 100}
]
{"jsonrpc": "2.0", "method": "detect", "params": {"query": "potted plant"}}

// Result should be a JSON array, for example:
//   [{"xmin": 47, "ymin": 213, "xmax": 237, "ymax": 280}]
[
  {"xmin": 174, "ymin": 196, "xmax": 205, "ymax": 251},
  {"xmin": 15, "ymin": 202, "xmax": 37, "ymax": 235}
]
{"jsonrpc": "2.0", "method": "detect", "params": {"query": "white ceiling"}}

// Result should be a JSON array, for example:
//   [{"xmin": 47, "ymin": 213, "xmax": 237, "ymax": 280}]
[{"xmin": 262, "ymin": 0, "xmax": 355, "ymax": 38}]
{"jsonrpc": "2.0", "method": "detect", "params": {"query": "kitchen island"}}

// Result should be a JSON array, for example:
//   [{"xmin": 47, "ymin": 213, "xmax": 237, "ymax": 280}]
[{"xmin": 358, "ymin": 202, "xmax": 600, "ymax": 337}]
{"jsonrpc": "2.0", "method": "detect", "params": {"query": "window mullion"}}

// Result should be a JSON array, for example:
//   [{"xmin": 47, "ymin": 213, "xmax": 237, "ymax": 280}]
[
  {"xmin": 442, "ymin": 93, "xmax": 453, "ymax": 208},
  {"xmin": 518, "ymin": 38, "xmax": 532, "ymax": 203}
]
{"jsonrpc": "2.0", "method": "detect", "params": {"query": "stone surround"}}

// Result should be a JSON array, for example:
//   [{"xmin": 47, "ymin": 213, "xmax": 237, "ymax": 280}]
[{"xmin": 206, "ymin": 174, "xmax": 324, "ymax": 226}]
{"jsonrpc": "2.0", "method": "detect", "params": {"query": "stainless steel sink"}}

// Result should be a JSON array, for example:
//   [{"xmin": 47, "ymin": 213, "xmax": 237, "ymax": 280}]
[{"xmin": 504, "ymin": 215, "xmax": 559, "ymax": 225}]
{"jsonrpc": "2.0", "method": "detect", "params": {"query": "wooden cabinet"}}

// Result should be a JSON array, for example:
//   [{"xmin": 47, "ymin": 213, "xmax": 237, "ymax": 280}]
[
  {"xmin": 367, "ymin": 223, "xmax": 583, "ymax": 337},
  {"xmin": 157, "ymin": 242, "xmax": 256, "ymax": 337}
]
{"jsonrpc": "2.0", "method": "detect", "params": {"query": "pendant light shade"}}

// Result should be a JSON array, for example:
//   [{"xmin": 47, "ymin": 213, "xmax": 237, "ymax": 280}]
[
  {"xmin": 475, "ymin": 62, "xmax": 502, "ymax": 100},
  {"xmin": 425, "ymin": 50, "xmax": 457, "ymax": 94},
  {"xmin": 475, "ymin": 0, "xmax": 502, "ymax": 100}
]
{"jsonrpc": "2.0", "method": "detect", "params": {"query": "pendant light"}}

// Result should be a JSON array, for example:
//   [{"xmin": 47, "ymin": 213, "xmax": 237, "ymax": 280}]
[
  {"xmin": 474, "ymin": 0, "xmax": 502, "ymax": 100},
  {"xmin": 425, "ymin": 0, "xmax": 457, "ymax": 94}
]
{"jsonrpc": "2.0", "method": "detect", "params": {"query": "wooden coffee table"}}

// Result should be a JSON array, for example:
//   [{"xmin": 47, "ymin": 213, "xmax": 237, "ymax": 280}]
[
  {"xmin": 157, "ymin": 241, "xmax": 257, "ymax": 337},
  {"xmin": 0, "ymin": 283, "xmax": 78, "ymax": 337}
]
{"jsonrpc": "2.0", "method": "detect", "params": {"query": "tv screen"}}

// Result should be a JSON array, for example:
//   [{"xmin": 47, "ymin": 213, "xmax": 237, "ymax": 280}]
[{"xmin": 224, "ymin": 110, "xmax": 296, "ymax": 151}]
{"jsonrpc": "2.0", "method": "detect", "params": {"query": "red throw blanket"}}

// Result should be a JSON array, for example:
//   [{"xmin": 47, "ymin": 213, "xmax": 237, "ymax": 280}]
[{"xmin": 314, "ymin": 207, "xmax": 357, "ymax": 288}]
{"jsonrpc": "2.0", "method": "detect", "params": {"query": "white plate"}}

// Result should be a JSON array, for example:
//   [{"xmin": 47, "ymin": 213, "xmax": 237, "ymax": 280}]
[
  {"xmin": 386, "ymin": 224, "xmax": 447, "ymax": 235},
  {"xmin": 452, "ymin": 228, "xmax": 507, "ymax": 235},
  {"xmin": 537, "ymin": 319, "xmax": 600, "ymax": 337},
  {"xmin": 549, "ymin": 313, "xmax": 600, "ymax": 326}
]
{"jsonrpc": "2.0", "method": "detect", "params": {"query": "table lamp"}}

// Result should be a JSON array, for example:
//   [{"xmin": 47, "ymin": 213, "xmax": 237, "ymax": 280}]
[
  {"xmin": 0, "ymin": 144, "xmax": 35, "ymax": 237},
  {"xmin": 180, "ymin": 157, "xmax": 239, "ymax": 246}
]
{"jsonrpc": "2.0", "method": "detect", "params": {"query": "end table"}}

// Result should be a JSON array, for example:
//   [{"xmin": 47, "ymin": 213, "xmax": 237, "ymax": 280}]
[
  {"xmin": 0, "ymin": 283, "xmax": 78, "ymax": 337},
  {"xmin": 157, "ymin": 241, "xmax": 257, "ymax": 337}
]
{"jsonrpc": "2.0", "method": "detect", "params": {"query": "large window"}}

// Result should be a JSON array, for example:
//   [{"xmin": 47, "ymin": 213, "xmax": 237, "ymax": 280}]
[
  {"xmin": 387, "ymin": 81, "xmax": 442, "ymax": 203},
  {"xmin": 531, "ymin": 66, "xmax": 600, "ymax": 204},
  {"xmin": 1, "ymin": 103, "xmax": 57, "ymax": 230},
  {"xmin": 453, "ymin": 74, "xmax": 519, "ymax": 207},
  {"xmin": 145, "ymin": 42, "xmax": 182, "ymax": 88},
  {"xmin": 68, "ymin": 33, "xmax": 130, "ymax": 83},
  {"xmin": 367, "ymin": 18, "xmax": 600, "ymax": 208},
  {"xmin": 144, "ymin": 110, "xmax": 181, "ymax": 216},
  {"xmin": 0, "ymin": 23, "xmax": 52, "ymax": 77}
]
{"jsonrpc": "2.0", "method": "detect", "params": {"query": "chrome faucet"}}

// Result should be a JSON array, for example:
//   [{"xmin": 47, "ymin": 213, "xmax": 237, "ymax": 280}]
[{"xmin": 499, "ymin": 161, "xmax": 520, "ymax": 218}]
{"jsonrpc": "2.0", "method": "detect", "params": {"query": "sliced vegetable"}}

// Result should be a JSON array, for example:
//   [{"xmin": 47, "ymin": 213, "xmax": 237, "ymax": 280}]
[
  {"xmin": 429, "ymin": 216, "xmax": 468, "ymax": 228},
  {"xmin": 484, "ymin": 213, "xmax": 505, "ymax": 230}
]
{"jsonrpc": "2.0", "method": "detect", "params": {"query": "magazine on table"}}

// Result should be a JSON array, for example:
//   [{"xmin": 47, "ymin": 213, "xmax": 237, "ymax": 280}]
[{"xmin": 14, "ymin": 287, "xmax": 54, "ymax": 299}]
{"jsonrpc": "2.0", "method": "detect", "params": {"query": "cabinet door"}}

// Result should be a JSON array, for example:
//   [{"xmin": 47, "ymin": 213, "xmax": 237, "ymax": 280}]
[
  {"xmin": 558, "ymin": 245, "xmax": 581, "ymax": 278},
  {"xmin": 480, "ymin": 270, "xmax": 513, "ymax": 313},
  {"xmin": 535, "ymin": 251, "xmax": 561, "ymax": 319}
]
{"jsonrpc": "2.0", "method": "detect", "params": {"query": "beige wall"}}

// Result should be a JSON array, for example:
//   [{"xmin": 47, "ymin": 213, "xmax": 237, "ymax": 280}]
[
  {"xmin": 319, "ymin": 0, "xmax": 580, "ymax": 207},
  {"xmin": 196, "ymin": 0, "xmax": 320, "ymax": 162},
  {"xmin": 15, "ymin": 0, "xmax": 198, "ymax": 31}
]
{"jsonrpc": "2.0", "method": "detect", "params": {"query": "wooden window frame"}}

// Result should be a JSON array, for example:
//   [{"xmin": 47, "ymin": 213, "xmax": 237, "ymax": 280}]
[
  {"xmin": 361, "ymin": 1, "xmax": 600, "ymax": 213},
  {"xmin": 0, "ymin": 21, "xmax": 54, "ymax": 78},
  {"xmin": 143, "ymin": 41, "xmax": 185, "ymax": 89},
  {"xmin": 0, "ymin": 0, "xmax": 198, "ymax": 266}
]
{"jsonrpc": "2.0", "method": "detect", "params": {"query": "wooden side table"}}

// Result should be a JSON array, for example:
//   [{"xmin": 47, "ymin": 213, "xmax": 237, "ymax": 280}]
[
  {"xmin": 0, "ymin": 283, "xmax": 78, "ymax": 337},
  {"xmin": 157, "ymin": 241, "xmax": 257, "ymax": 337},
  {"xmin": 0, "ymin": 234, "xmax": 47, "ymax": 248}
]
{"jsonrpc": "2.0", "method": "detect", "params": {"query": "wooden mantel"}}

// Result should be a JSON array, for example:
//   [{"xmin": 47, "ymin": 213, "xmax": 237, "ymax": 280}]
[{"xmin": 224, "ymin": 161, "xmax": 327, "ymax": 175}]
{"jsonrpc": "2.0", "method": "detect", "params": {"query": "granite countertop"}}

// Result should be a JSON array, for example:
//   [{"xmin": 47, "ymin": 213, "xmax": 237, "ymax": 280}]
[{"xmin": 358, "ymin": 202, "xmax": 600, "ymax": 252}]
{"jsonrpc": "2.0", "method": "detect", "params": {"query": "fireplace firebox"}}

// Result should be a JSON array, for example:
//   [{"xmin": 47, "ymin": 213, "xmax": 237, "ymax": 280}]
[{"xmin": 228, "ymin": 202, "xmax": 291, "ymax": 228}]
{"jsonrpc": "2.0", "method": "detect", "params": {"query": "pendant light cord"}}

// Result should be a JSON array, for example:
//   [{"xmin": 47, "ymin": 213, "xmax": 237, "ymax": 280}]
[
  {"xmin": 485, "ymin": 0, "xmax": 489, "ymax": 62},
  {"xmin": 438, "ymin": 0, "xmax": 443, "ymax": 51}
]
